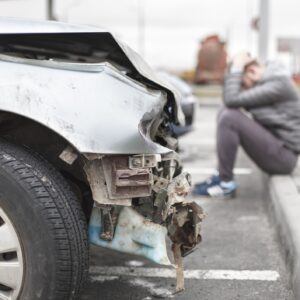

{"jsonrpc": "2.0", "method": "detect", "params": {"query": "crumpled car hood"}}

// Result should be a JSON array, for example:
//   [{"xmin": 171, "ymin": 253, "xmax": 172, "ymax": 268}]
[{"xmin": 0, "ymin": 17, "xmax": 184, "ymax": 125}]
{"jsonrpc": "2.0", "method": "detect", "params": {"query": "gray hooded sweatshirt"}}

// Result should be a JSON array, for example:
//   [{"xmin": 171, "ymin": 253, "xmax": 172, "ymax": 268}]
[{"xmin": 223, "ymin": 62, "xmax": 300, "ymax": 153}]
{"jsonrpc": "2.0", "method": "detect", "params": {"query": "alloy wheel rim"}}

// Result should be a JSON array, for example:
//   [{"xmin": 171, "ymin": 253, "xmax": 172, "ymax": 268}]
[{"xmin": 0, "ymin": 207, "xmax": 24, "ymax": 300}]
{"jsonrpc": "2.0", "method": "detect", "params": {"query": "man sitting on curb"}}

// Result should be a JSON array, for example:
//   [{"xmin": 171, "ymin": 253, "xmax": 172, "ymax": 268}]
[{"xmin": 193, "ymin": 52, "xmax": 300, "ymax": 199}]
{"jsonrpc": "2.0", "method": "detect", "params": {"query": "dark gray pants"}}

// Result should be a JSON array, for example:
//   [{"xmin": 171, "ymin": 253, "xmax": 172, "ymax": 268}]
[{"xmin": 217, "ymin": 108, "xmax": 298, "ymax": 181}]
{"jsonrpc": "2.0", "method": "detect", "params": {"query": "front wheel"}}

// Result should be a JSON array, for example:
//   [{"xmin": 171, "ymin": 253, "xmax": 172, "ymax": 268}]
[{"xmin": 0, "ymin": 141, "xmax": 88, "ymax": 300}]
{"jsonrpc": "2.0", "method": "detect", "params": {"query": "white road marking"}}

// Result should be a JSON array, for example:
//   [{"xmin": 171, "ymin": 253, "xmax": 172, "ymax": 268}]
[
  {"xmin": 90, "ymin": 275, "xmax": 119, "ymax": 283},
  {"xmin": 125, "ymin": 260, "xmax": 145, "ymax": 267},
  {"xmin": 129, "ymin": 278, "xmax": 174, "ymax": 298},
  {"xmin": 89, "ymin": 266, "xmax": 280, "ymax": 282},
  {"xmin": 185, "ymin": 167, "xmax": 253, "ymax": 175}
]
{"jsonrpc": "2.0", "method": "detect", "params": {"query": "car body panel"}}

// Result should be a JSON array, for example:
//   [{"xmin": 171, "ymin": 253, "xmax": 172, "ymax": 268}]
[
  {"xmin": 0, "ymin": 57, "xmax": 170, "ymax": 154},
  {"xmin": 89, "ymin": 206, "xmax": 171, "ymax": 265},
  {"xmin": 0, "ymin": 17, "xmax": 184, "ymax": 125}
]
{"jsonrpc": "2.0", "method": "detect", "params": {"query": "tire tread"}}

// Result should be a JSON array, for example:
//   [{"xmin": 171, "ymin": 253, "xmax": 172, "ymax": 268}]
[{"xmin": 0, "ymin": 141, "xmax": 88, "ymax": 299}]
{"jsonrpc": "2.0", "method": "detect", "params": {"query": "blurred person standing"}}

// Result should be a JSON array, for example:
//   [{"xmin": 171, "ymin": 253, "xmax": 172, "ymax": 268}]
[{"xmin": 193, "ymin": 53, "xmax": 300, "ymax": 198}]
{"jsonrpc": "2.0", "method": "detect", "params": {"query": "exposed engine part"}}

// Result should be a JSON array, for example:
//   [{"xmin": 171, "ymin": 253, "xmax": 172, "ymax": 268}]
[
  {"xmin": 163, "ymin": 135, "xmax": 179, "ymax": 150},
  {"xmin": 132, "ymin": 196, "xmax": 156, "ymax": 221},
  {"xmin": 168, "ymin": 202, "xmax": 205, "ymax": 293},
  {"xmin": 102, "ymin": 156, "xmax": 153, "ymax": 199},
  {"xmin": 155, "ymin": 120, "xmax": 179, "ymax": 151},
  {"xmin": 153, "ymin": 191, "xmax": 168, "ymax": 224},
  {"xmin": 163, "ymin": 172, "xmax": 192, "ymax": 221},
  {"xmin": 161, "ymin": 151, "xmax": 181, "ymax": 179},
  {"xmin": 152, "ymin": 175, "xmax": 169, "ymax": 193},
  {"xmin": 167, "ymin": 202, "xmax": 204, "ymax": 257},
  {"xmin": 99, "ymin": 206, "xmax": 121, "ymax": 241},
  {"xmin": 115, "ymin": 169, "xmax": 151, "ymax": 187},
  {"xmin": 129, "ymin": 154, "xmax": 161, "ymax": 169},
  {"xmin": 84, "ymin": 152, "xmax": 205, "ymax": 293},
  {"xmin": 173, "ymin": 243, "xmax": 185, "ymax": 293},
  {"xmin": 83, "ymin": 158, "xmax": 132, "ymax": 206},
  {"xmin": 83, "ymin": 155, "xmax": 158, "ymax": 205},
  {"xmin": 161, "ymin": 151, "xmax": 180, "ymax": 162}
]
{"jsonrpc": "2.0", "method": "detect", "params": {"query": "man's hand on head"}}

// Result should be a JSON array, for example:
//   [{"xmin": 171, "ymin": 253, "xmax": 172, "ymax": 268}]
[{"xmin": 231, "ymin": 52, "xmax": 253, "ymax": 71}]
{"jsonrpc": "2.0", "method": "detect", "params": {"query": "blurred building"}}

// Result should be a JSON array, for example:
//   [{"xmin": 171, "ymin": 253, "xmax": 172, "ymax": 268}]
[
  {"xmin": 0, "ymin": 0, "xmax": 256, "ymax": 72},
  {"xmin": 195, "ymin": 35, "xmax": 227, "ymax": 84}
]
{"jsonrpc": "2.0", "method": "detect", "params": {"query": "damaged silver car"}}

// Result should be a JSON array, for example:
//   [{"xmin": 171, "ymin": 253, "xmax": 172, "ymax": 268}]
[{"xmin": 0, "ymin": 18, "xmax": 204, "ymax": 300}]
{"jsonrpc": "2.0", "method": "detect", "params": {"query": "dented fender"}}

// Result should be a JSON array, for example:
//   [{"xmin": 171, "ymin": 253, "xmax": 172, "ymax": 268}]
[{"xmin": 0, "ymin": 58, "xmax": 170, "ymax": 155}]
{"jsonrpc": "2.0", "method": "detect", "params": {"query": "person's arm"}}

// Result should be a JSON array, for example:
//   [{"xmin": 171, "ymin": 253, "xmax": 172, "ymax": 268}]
[{"xmin": 223, "ymin": 72, "xmax": 288, "ymax": 109}]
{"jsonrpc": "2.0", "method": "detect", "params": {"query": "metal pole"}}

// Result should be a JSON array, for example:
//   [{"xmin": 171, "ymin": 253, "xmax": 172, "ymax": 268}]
[
  {"xmin": 258, "ymin": 0, "xmax": 269, "ymax": 62},
  {"xmin": 138, "ymin": 0, "xmax": 146, "ymax": 58},
  {"xmin": 47, "ymin": 0, "xmax": 56, "ymax": 21}
]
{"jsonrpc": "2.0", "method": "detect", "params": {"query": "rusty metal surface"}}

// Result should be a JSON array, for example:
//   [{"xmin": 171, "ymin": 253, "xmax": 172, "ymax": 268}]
[
  {"xmin": 167, "ymin": 202, "xmax": 204, "ymax": 257},
  {"xmin": 168, "ymin": 202, "xmax": 205, "ymax": 292}
]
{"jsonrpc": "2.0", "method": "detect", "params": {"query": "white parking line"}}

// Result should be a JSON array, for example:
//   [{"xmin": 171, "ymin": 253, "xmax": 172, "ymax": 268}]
[
  {"xmin": 185, "ymin": 167, "xmax": 253, "ymax": 175},
  {"xmin": 89, "ymin": 266, "xmax": 280, "ymax": 282},
  {"xmin": 128, "ymin": 278, "xmax": 173, "ymax": 298}
]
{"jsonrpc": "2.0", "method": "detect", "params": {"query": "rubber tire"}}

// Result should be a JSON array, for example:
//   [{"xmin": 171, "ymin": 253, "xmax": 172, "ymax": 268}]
[{"xmin": 0, "ymin": 140, "xmax": 88, "ymax": 300}]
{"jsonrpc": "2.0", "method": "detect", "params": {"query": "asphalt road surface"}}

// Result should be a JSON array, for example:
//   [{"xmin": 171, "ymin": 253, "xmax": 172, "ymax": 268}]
[{"xmin": 81, "ymin": 99, "xmax": 294, "ymax": 300}]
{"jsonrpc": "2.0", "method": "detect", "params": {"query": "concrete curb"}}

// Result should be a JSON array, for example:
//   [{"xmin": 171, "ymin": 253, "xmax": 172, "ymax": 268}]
[{"xmin": 269, "ymin": 175, "xmax": 300, "ymax": 299}]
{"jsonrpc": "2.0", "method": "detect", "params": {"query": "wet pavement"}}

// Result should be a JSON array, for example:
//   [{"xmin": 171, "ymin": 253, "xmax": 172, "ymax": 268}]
[{"xmin": 81, "ymin": 99, "xmax": 294, "ymax": 300}]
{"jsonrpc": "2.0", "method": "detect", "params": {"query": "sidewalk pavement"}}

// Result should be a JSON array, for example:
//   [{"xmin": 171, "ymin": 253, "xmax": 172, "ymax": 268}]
[{"xmin": 269, "ymin": 163, "xmax": 300, "ymax": 300}]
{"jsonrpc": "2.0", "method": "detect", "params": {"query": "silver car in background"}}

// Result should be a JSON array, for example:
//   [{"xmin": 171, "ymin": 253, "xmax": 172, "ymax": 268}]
[{"xmin": 157, "ymin": 71, "xmax": 196, "ymax": 136}]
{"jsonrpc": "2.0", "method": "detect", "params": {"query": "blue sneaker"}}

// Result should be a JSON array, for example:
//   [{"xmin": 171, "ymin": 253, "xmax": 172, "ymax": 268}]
[{"xmin": 193, "ymin": 175, "xmax": 237, "ymax": 199}]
